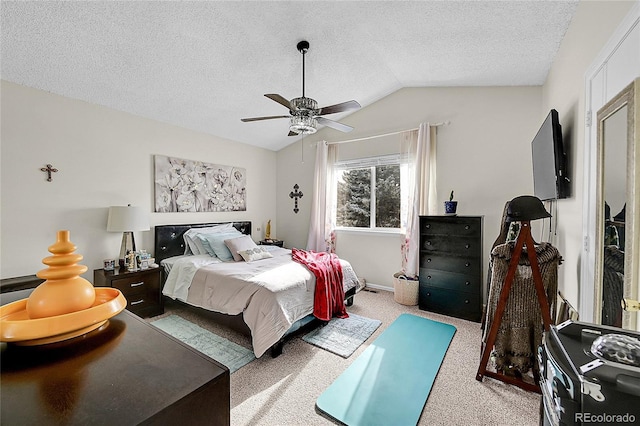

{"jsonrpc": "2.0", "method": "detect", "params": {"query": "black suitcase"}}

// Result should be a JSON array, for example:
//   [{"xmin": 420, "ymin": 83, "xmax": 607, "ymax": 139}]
[{"xmin": 539, "ymin": 321, "xmax": 640, "ymax": 425}]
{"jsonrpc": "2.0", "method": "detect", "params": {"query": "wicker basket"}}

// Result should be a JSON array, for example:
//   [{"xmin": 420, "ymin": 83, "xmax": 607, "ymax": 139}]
[{"xmin": 393, "ymin": 273, "xmax": 419, "ymax": 306}]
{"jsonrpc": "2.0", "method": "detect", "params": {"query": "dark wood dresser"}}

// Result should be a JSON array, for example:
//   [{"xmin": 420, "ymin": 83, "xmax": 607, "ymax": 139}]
[
  {"xmin": 418, "ymin": 215, "xmax": 483, "ymax": 322},
  {"xmin": 0, "ymin": 274, "xmax": 44, "ymax": 293},
  {"xmin": 94, "ymin": 267, "xmax": 163, "ymax": 318},
  {"xmin": 1, "ymin": 289, "xmax": 230, "ymax": 425}
]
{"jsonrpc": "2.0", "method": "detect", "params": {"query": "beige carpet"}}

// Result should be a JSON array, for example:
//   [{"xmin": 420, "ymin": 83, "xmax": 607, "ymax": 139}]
[{"xmin": 149, "ymin": 290, "xmax": 541, "ymax": 425}]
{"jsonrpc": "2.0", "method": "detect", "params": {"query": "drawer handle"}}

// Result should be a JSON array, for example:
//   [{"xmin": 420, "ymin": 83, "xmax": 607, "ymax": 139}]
[
  {"xmin": 465, "ymin": 244, "xmax": 470, "ymax": 249},
  {"xmin": 130, "ymin": 282, "xmax": 144, "ymax": 287},
  {"xmin": 465, "ymin": 262, "xmax": 470, "ymax": 267},
  {"xmin": 465, "ymin": 281, "xmax": 470, "ymax": 286},
  {"xmin": 426, "ymin": 292, "xmax": 431, "ymax": 297},
  {"xmin": 464, "ymin": 299, "xmax": 469, "ymax": 304},
  {"xmin": 427, "ymin": 275, "xmax": 432, "ymax": 280},
  {"xmin": 130, "ymin": 299, "xmax": 145, "ymax": 306},
  {"xmin": 427, "ymin": 258, "xmax": 432, "ymax": 263},
  {"xmin": 426, "ymin": 241, "xmax": 432, "ymax": 246},
  {"xmin": 426, "ymin": 224, "xmax": 431, "ymax": 229}
]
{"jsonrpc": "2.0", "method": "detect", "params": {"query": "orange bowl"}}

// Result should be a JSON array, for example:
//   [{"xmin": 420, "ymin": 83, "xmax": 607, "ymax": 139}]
[{"xmin": 0, "ymin": 288, "xmax": 127, "ymax": 345}]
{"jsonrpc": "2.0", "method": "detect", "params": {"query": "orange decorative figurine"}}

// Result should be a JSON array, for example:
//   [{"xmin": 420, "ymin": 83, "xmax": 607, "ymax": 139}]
[{"xmin": 26, "ymin": 230, "xmax": 96, "ymax": 319}]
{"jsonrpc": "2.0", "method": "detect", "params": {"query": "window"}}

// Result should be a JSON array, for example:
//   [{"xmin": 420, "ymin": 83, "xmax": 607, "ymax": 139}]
[{"xmin": 334, "ymin": 154, "xmax": 408, "ymax": 230}]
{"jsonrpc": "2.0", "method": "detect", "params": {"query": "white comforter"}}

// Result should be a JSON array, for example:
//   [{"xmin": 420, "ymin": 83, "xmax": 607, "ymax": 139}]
[{"xmin": 162, "ymin": 246, "xmax": 357, "ymax": 357}]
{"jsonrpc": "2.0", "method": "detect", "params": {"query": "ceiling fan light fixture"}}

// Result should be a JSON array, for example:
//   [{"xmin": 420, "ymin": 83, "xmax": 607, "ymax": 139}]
[
  {"xmin": 290, "ymin": 97, "xmax": 317, "ymax": 111},
  {"xmin": 241, "ymin": 40, "xmax": 360, "ymax": 136},
  {"xmin": 290, "ymin": 116, "xmax": 317, "ymax": 134}
]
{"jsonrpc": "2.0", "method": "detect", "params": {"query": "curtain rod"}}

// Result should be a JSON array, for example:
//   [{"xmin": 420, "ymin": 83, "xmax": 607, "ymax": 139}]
[{"xmin": 327, "ymin": 121, "xmax": 451, "ymax": 145}]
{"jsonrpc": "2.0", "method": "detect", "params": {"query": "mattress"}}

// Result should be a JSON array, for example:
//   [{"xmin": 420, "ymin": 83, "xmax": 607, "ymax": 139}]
[{"xmin": 162, "ymin": 246, "xmax": 358, "ymax": 357}]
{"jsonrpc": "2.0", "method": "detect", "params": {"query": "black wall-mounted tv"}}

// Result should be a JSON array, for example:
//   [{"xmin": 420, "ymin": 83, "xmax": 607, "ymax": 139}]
[{"xmin": 531, "ymin": 109, "xmax": 569, "ymax": 201}]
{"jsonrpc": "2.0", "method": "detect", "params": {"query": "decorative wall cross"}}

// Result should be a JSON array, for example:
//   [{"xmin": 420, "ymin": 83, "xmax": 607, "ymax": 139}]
[
  {"xmin": 40, "ymin": 164, "xmax": 58, "ymax": 182},
  {"xmin": 289, "ymin": 184, "xmax": 303, "ymax": 214}
]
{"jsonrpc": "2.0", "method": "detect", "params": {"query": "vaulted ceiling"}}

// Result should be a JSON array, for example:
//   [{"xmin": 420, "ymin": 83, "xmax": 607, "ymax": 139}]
[{"xmin": 1, "ymin": 1, "xmax": 578, "ymax": 151}]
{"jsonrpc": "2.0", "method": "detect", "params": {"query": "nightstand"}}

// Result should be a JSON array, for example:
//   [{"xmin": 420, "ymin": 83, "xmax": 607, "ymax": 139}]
[
  {"xmin": 260, "ymin": 239, "xmax": 284, "ymax": 247},
  {"xmin": 93, "ymin": 267, "xmax": 163, "ymax": 318}
]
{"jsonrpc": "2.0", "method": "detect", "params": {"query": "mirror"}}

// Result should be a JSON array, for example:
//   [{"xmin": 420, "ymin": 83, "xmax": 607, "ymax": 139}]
[{"xmin": 594, "ymin": 78, "xmax": 639, "ymax": 330}]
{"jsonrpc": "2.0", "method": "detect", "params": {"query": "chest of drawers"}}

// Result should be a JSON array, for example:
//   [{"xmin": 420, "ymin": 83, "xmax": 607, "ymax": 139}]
[
  {"xmin": 94, "ymin": 267, "xmax": 163, "ymax": 318},
  {"xmin": 418, "ymin": 216, "xmax": 483, "ymax": 322}
]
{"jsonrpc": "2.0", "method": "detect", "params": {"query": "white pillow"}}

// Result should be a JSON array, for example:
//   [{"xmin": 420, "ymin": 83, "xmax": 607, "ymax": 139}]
[
  {"xmin": 224, "ymin": 235, "xmax": 259, "ymax": 261},
  {"xmin": 197, "ymin": 230, "xmax": 243, "ymax": 260},
  {"xmin": 238, "ymin": 246, "xmax": 273, "ymax": 262},
  {"xmin": 183, "ymin": 233, "xmax": 203, "ymax": 255},
  {"xmin": 183, "ymin": 223, "xmax": 236, "ymax": 255}
]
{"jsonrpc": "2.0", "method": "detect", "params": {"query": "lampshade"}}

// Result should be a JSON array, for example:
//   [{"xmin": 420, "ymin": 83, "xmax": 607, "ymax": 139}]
[
  {"xmin": 107, "ymin": 205, "xmax": 149, "ymax": 270},
  {"xmin": 107, "ymin": 206, "xmax": 149, "ymax": 232}
]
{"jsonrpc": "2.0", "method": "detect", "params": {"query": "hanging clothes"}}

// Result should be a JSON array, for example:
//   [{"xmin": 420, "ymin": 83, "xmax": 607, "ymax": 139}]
[
  {"xmin": 483, "ymin": 242, "xmax": 561, "ymax": 374},
  {"xmin": 602, "ymin": 245, "xmax": 624, "ymax": 327}
]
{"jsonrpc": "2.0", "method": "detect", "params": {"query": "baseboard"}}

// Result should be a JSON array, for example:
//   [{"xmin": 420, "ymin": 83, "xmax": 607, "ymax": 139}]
[{"xmin": 362, "ymin": 282, "xmax": 393, "ymax": 292}]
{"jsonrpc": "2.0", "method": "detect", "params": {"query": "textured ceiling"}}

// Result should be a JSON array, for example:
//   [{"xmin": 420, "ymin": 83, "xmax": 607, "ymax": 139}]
[{"xmin": 1, "ymin": 1, "xmax": 578, "ymax": 151}]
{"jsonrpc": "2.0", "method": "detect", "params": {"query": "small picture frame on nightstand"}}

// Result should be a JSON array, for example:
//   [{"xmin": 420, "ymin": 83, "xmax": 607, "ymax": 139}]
[{"xmin": 103, "ymin": 259, "xmax": 116, "ymax": 271}]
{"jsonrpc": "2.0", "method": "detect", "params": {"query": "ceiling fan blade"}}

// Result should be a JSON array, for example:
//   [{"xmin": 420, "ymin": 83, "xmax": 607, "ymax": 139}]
[
  {"xmin": 265, "ymin": 94, "xmax": 295, "ymax": 110},
  {"xmin": 241, "ymin": 115, "xmax": 290, "ymax": 122},
  {"xmin": 316, "ymin": 116, "xmax": 353, "ymax": 133},
  {"xmin": 316, "ymin": 100, "xmax": 361, "ymax": 116},
  {"xmin": 288, "ymin": 131, "xmax": 298, "ymax": 136}
]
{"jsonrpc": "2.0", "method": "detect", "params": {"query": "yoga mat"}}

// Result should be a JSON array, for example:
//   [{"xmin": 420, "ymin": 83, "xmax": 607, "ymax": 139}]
[{"xmin": 316, "ymin": 313, "xmax": 456, "ymax": 426}]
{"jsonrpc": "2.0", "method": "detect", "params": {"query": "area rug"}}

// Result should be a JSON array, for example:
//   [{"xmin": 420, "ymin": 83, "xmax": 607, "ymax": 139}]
[
  {"xmin": 316, "ymin": 313, "xmax": 456, "ymax": 426},
  {"xmin": 302, "ymin": 313, "xmax": 382, "ymax": 358},
  {"xmin": 150, "ymin": 315, "xmax": 255, "ymax": 373}
]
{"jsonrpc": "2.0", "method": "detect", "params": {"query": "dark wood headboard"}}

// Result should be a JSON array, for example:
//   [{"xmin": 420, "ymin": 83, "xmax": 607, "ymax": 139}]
[{"xmin": 154, "ymin": 222, "xmax": 251, "ymax": 265}]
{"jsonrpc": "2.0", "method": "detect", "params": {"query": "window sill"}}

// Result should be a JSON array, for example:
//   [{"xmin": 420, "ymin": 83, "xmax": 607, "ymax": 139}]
[{"xmin": 334, "ymin": 227, "xmax": 404, "ymax": 237}]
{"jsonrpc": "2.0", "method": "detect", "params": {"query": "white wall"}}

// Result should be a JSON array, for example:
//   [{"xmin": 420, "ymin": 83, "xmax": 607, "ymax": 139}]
[
  {"xmin": 0, "ymin": 81, "xmax": 277, "ymax": 279},
  {"xmin": 541, "ymin": 0, "xmax": 637, "ymax": 310},
  {"xmin": 277, "ymin": 86, "xmax": 542, "ymax": 291}
]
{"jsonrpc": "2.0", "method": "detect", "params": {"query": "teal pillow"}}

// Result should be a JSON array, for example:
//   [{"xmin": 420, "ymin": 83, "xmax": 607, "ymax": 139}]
[{"xmin": 197, "ymin": 230, "xmax": 242, "ymax": 261}]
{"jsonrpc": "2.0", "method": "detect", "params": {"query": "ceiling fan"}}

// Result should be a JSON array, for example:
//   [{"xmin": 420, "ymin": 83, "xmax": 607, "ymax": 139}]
[{"xmin": 241, "ymin": 40, "xmax": 361, "ymax": 136}]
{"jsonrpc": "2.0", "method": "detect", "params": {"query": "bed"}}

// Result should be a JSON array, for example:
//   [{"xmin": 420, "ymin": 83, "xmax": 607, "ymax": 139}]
[{"xmin": 154, "ymin": 222, "xmax": 358, "ymax": 358}]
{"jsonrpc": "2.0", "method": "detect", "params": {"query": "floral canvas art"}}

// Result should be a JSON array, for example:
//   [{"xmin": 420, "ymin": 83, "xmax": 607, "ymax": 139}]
[{"xmin": 154, "ymin": 155, "xmax": 246, "ymax": 212}]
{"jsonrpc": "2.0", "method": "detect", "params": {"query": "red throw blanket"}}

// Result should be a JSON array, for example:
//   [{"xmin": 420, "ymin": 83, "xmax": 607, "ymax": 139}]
[{"xmin": 292, "ymin": 248, "xmax": 349, "ymax": 321}]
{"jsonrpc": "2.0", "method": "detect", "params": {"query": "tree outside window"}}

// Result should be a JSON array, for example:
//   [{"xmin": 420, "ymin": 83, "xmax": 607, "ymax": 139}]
[
  {"xmin": 376, "ymin": 165, "xmax": 401, "ymax": 228},
  {"xmin": 336, "ymin": 164, "xmax": 401, "ymax": 229}
]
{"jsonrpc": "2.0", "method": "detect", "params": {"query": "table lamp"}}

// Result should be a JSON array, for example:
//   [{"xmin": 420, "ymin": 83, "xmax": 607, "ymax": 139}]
[{"xmin": 107, "ymin": 205, "xmax": 149, "ymax": 268}]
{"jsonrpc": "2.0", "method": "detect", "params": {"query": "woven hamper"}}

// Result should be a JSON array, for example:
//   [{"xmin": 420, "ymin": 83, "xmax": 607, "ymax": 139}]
[{"xmin": 393, "ymin": 273, "xmax": 419, "ymax": 306}]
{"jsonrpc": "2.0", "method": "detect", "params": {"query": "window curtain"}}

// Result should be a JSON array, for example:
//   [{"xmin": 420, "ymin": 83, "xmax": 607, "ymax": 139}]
[
  {"xmin": 401, "ymin": 123, "xmax": 437, "ymax": 278},
  {"xmin": 307, "ymin": 141, "xmax": 338, "ymax": 252}
]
